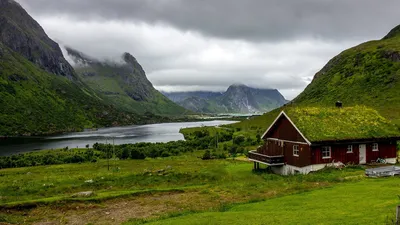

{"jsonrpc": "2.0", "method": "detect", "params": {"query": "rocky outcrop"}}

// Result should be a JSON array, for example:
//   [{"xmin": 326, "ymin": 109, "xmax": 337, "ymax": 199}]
[{"xmin": 0, "ymin": 0, "xmax": 76, "ymax": 79}]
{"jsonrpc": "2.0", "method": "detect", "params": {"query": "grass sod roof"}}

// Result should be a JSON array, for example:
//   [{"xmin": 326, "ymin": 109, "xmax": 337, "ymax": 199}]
[{"xmin": 284, "ymin": 106, "xmax": 400, "ymax": 142}]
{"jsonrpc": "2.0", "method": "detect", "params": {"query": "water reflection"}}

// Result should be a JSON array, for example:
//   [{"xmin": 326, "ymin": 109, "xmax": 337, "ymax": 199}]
[{"xmin": 0, "ymin": 120, "xmax": 237, "ymax": 156}]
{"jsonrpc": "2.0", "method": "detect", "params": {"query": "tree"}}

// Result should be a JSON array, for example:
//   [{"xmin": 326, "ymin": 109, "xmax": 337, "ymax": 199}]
[
  {"xmin": 229, "ymin": 145, "xmax": 238, "ymax": 160},
  {"xmin": 131, "ymin": 149, "xmax": 146, "ymax": 159},
  {"xmin": 121, "ymin": 148, "xmax": 130, "ymax": 160},
  {"xmin": 233, "ymin": 135, "xmax": 245, "ymax": 146}
]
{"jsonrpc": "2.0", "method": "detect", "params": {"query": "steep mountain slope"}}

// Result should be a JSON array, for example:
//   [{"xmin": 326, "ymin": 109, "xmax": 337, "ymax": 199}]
[
  {"xmin": 0, "ymin": 0, "xmax": 75, "ymax": 79},
  {"xmin": 66, "ymin": 48, "xmax": 188, "ymax": 115},
  {"xmin": 232, "ymin": 24, "xmax": 400, "ymax": 132},
  {"xmin": 0, "ymin": 0, "xmax": 162, "ymax": 136},
  {"xmin": 293, "ymin": 25, "xmax": 400, "ymax": 124},
  {"xmin": 216, "ymin": 84, "xmax": 287, "ymax": 113},
  {"xmin": 162, "ymin": 91, "xmax": 223, "ymax": 102},
  {"xmin": 164, "ymin": 84, "xmax": 287, "ymax": 114}
]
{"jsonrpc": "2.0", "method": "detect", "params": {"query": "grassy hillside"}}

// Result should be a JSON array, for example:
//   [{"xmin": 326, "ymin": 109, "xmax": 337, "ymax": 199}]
[
  {"xmin": 0, "ymin": 44, "xmax": 153, "ymax": 136},
  {"xmin": 67, "ymin": 48, "xmax": 189, "ymax": 116},
  {"xmin": 230, "ymin": 25, "xmax": 400, "ymax": 135},
  {"xmin": 294, "ymin": 26, "xmax": 400, "ymax": 125},
  {"xmin": 75, "ymin": 66, "xmax": 188, "ymax": 116}
]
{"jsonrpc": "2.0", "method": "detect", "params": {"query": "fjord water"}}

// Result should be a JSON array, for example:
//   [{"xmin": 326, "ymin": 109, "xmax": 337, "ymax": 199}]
[{"xmin": 0, "ymin": 121, "xmax": 237, "ymax": 156}]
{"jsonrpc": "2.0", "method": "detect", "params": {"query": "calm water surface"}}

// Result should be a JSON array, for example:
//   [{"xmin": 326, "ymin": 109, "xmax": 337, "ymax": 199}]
[{"xmin": 0, "ymin": 120, "xmax": 237, "ymax": 156}]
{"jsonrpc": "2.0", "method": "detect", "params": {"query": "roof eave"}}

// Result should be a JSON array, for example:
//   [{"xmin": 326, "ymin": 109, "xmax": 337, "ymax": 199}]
[{"xmin": 310, "ymin": 136, "xmax": 400, "ymax": 146}]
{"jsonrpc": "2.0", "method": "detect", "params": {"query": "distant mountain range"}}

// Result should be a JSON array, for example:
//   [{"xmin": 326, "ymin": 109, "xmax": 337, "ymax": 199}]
[{"xmin": 163, "ymin": 84, "xmax": 288, "ymax": 114}]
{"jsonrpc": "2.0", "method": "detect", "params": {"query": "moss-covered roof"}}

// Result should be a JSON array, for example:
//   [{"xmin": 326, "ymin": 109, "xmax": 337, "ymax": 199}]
[{"xmin": 284, "ymin": 106, "xmax": 400, "ymax": 142}]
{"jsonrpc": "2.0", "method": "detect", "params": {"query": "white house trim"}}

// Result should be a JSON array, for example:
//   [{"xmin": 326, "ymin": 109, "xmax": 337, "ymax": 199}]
[
  {"xmin": 248, "ymin": 158, "xmax": 285, "ymax": 166},
  {"xmin": 261, "ymin": 111, "xmax": 311, "ymax": 145}
]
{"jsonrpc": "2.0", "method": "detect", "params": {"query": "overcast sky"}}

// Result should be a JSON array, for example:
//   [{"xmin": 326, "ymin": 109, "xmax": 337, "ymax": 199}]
[{"xmin": 15, "ymin": 0, "xmax": 400, "ymax": 99}]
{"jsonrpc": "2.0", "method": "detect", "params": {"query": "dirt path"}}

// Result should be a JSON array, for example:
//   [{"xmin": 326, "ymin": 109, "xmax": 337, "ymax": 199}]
[{"xmin": 29, "ymin": 191, "xmax": 216, "ymax": 225}]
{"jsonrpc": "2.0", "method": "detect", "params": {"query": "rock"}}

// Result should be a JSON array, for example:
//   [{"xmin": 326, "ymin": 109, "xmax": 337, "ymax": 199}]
[
  {"xmin": 71, "ymin": 191, "xmax": 95, "ymax": 198},
  {"xmin": 0, "ymin": 0, "xmax": 76, "ymax": 80}
]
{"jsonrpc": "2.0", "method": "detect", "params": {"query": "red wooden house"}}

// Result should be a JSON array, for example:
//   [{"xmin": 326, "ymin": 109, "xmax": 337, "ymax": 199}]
[{"xmin": 248, "ymin": 106, "xmax": 400, "ymax": 175}]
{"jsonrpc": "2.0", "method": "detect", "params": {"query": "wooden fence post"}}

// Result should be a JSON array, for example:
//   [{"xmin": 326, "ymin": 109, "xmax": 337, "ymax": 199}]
[{"xmin": 396, "ymin": 205, "xmax": 400, "ymax": 225}]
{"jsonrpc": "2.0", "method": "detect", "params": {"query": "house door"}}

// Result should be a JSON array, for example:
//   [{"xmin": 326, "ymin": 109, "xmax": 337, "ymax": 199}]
[{"xmin": 359, "ymin": 144, "xmax": 366, "ymax": 164}]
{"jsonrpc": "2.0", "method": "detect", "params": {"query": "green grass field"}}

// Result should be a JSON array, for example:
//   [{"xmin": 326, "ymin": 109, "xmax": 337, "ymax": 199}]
[
  {"xmin": 0, "ymin": 151, "xmax": 378, "ymax": 224},
  {"xmin": 2, "ymin": 151, "xmax": 396, "ymax": 224},
  {"xmin": 143, "ymin": 178, "xmax": 400, "ymax": 225}
]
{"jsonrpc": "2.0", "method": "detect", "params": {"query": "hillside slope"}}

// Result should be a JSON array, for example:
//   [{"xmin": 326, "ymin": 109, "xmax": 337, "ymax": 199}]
[
  {"xmin": 66, "ymin": 48, "xmax": 188, "ymax": 116},
  {"xmin": 0, "ymin": 0, "xmax": 164, "ymax": 136},
  {"xmin": 232, "ymin": 24, "xmax": 400, "ymax": 133},
  {"xmin": 293, "ymin": 25, "xmax": 400, "ymax": 124}
]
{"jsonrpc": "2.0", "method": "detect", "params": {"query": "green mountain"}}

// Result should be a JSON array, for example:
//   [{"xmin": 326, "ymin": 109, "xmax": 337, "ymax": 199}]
[
  {"xmin": 0, "ymin": 0, "xmax": 170, "ymax": 136},
  {"xmin": 66, "ymin": 48, "xmax": 189, "ymax": 116},
  {"xmin": 293, "ymin": 25, "xmax": 400, "ymax": 125},
  {"xmin": 164, "ymin": 84, "xmax": 287, "ymax": 114},
  {"xmin": 233, "ymin": 24, "xmax": 400, "ymax": 132}
]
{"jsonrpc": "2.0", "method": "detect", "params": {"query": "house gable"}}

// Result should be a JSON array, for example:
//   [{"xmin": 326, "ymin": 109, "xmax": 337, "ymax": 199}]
[{"xmin": 262, "ymin": 111, "xmax": 310, "ymax": 144}]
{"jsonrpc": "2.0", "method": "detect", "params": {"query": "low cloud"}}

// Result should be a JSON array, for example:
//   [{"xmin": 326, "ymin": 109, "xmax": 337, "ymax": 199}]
[{"xmin": 15, "ymin": 0, "xmax": 397, "ymax": 100}]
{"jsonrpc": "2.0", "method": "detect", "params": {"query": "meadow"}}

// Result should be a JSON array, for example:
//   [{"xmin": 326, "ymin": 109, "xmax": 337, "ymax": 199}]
[{"xmin": 1, "ymin": 150, "xmax": 394, "ymax": 225}]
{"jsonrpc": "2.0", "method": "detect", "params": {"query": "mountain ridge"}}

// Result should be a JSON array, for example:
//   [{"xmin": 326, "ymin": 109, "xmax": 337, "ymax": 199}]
[
  {"xmin": 164, "ymin": 84, "xmax": 287, "ymax": 114},
  {"xmin": 65, "ymin": 47, "xmax": 189, "ymax": 115}
]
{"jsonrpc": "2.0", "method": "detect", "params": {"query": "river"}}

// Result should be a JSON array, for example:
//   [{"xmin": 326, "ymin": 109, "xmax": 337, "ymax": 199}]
[{"xmin": 0, "ymin": 120, "xmax": 238, "ymax": 156}]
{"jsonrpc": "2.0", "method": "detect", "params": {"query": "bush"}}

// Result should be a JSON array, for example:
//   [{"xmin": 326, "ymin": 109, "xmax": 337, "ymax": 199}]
[
  {"xmin": 202, "ymin": 150, "xmax": 212, "ymax": 160},
  {"xmin": 233, "ymin": 135, "xmax": 246, "ymax": 146}
]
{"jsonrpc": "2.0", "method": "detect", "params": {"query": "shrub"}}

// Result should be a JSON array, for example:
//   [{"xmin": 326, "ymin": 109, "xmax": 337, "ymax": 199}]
[
  {"xmin": 233, "ymin": 135, "xmax": 245, "ymax": 146},
  {"xmin": 202, "ymin": 150, "xmax": 212, "ymax": 160}
]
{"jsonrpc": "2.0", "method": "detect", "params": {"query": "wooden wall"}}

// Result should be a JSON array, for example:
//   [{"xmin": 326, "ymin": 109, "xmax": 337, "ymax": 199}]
[
  {"xmin": 282, "ymin": 142, "xmax": 311, "ymax": 167},
  {"xmin": 312, "ymin": 141, "xmax": 397, "ymax": 164},
  {"xmin": 265, "ymin": 115, "xmax": 307, "ymax": 143}
]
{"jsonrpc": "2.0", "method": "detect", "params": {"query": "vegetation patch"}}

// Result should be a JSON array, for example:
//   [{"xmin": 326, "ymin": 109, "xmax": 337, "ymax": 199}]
[{"xmin": 285, "ymin": 106, "xmax": 400, "ymax": 142}]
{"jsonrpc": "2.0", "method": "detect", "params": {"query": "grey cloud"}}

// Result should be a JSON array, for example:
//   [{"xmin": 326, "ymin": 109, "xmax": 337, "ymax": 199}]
[{"xmin": 16, "ymin": 0, "xmax": 400, "ymax": 42}]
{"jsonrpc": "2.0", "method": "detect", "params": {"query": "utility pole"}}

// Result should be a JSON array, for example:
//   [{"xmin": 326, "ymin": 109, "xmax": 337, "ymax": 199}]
[
  {"xmin": 113, "ymin": 137, "xmax": 115, "ymax": 170},
  {"xmin": 106, "ymin": 137, "xmax": 110, "ymax": 171},
  {"xmin": 216, "ymin": 130, "xmax": 218, "ymax": 149}
]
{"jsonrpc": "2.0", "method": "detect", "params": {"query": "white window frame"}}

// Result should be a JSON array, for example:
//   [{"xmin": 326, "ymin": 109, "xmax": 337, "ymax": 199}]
[
  {"xmin": 293, "ymin": 145, "xmax": 299, "ymax": 157},
  {"xmin": 372, "ymin": 143, "xmax": 379, "ymax": 152},
  {"xmin": 346, "ymin": 145, "xmax": 353, "ymax": 153},
  {"xmin": 322, "ymin": 146, "xmax": 331, "ymax": 159}
]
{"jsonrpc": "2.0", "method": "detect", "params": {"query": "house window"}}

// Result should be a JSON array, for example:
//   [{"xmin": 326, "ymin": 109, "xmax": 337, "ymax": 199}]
[
  {"xmin": 293, "ymin": 145, "xmax": 299, "ymax": 156},
  {"xmin": 347, "ymin": 145, "xmax": 353, "ymax": 153},
  {"xmin": 372, "ymin": 143, "xmax": 379, "ymax": 151},
  {"xmin": 322, "ymin": 146, "xmax": 331, "ymax": 159}
]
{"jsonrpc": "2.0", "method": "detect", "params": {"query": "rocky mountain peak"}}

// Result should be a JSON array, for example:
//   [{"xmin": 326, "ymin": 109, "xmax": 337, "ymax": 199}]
[
  {"xmin": 0, "ymin": 0, "xmax": 76, "ymax": 79},
  {"xmin": 123, "ymin": 52, "xmax": 138, "ymax": 65},
  {"xmin": 0, "ymin": 0, "xmax": 17, "ymax": 6}
]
